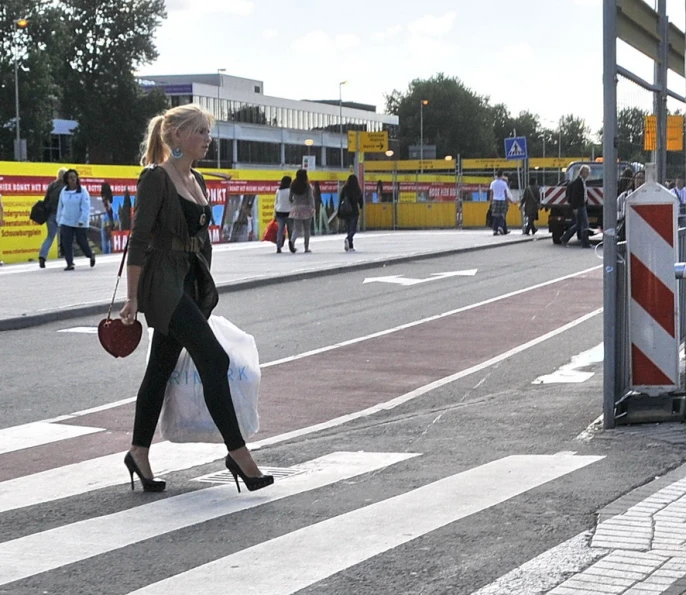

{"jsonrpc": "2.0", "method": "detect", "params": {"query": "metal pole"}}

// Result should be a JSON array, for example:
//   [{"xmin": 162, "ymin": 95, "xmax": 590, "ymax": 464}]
[
  {"xmin": 655, "ymin": 0, "xmax": 668, "ymax": 182},
  {"xmin": 602, "ymin": 0, "xmax": 618, "ymax": 429},
  {"xmin": 216, "ymin": 77, "xmax": 221, "ymax": 169},
  {"xmin": 339, "ymin": 82, "xmax": 344, "ymax": 168},
  {"xmin": 14, "ymin": 52, "xmax": 20, "ymax": 159},
  {"xmin": 420, "ymin": 101, "xmax": 424, "ymax": 172}
]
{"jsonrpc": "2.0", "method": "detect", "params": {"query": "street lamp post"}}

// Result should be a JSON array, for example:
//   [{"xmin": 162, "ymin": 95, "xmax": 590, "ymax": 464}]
[
  {"xmin": 339, "ymin": 81, "xmax": 347, "ymax": 168},
  {"xmin": 216, "ymin": 68, "xmax": 226, "ymax": 169},
  {"xmin": 420, "ymin": 99, "xmax": 429, "ymax": 173},
  {"xmin": 304, "ymin": 138, "xmax": 314, "ymax": 156},
  {"xmin": 14, "ymin": 18, "xmax": 28, "ymax": 161}
]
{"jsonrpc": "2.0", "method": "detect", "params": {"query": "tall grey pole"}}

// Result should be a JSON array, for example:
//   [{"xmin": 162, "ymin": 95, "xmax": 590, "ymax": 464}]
[
  {"xmin": 420, "ymin": 101, "xmax": 424, "ymax": 173},
  {"xmin": 655, "ymin": 0, "xmax": 668, "ymax": 182},
  {"xmin": 14, "ymin": 53, "xmax": 20, "ymax": 159},
  {"xmin": 602, "ymin": 0, "xmax": 618, "ymax": 429},
  {"xmin": 339, "ymin": 82, "xmax": 344, "ymax": 168}
]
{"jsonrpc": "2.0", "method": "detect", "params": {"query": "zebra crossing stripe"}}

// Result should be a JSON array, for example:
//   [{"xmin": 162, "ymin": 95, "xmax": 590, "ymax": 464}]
[
  {"xmin": 0, "ymin": 421, "xmax": 104, "ymax": 455},
  {"xmin": 0, "ymin": 441, "xmax": 227, "ymax": 514},
  {"xmin": 0, "ymin": 451, "xmax": 417, "ymax": 587},
  {"xmin": 128, "ymin": 454, "xmax": 603, "ymax": 595}
]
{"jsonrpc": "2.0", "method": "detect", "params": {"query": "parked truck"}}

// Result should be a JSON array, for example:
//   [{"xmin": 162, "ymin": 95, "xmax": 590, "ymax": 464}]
[{"xmin": 542, "ymin": 160, "xmax": 635, "ymax": 244}]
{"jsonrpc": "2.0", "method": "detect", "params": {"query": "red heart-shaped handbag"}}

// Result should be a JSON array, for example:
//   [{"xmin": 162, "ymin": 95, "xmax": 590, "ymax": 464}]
[
  {"xmin": 98, "ymin": 237, "xmax": 142, "ymax": 358},
  {"xmin": 98, "ymin": 318, "xmax": 142, "ymax": 358}
]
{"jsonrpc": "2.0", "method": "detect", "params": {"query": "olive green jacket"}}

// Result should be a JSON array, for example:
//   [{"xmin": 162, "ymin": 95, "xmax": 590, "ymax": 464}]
[{"xmin": 127, "ymin": 166, "xmax": 217, "ymax": 334}]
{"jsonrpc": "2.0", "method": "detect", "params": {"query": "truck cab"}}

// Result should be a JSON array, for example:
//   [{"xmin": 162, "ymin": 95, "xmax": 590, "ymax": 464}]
[{"xmin": 545, "ymin": 160, "xmax": 634, "ymax": 244}]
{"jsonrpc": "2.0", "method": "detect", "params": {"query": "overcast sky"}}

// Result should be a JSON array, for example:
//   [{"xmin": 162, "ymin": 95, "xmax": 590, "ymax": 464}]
[{"xmin": 143, "ymin": 0, "xmax": 686, "ymax": 136}]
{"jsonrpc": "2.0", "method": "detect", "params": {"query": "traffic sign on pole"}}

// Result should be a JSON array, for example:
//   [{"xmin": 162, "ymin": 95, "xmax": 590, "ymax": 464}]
[
  {"xmin": 348, "ymin": 131, "xmax": 388, "ymax": 153},
  {"xmin": 504, "ymin": 137, "xmax": 528, "ymax": 160}
]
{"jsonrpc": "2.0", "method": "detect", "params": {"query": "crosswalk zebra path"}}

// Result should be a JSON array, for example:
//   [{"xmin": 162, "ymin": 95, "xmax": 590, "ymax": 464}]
[{"xmin": 0, "ymin": 422, "xmax": 604, "ymax": 595}]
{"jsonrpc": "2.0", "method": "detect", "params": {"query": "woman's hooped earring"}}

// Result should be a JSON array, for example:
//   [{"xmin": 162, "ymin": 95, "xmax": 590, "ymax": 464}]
[{"xmin": 171, "ymin": 147, "xmax": 183, "ymax": 159}]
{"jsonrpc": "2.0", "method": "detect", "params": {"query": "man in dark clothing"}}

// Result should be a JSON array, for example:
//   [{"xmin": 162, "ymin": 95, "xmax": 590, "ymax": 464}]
[
  {"xmin": 520, "ymin": 177, "xmax": 540, "ymax": 235},
  {"xmin": 560, "ymin": 165, "xmax": 591, "ymax": 248},
  {"xmin": 38, "ymin": 167, "xmax": 67, "ymax": 268}
]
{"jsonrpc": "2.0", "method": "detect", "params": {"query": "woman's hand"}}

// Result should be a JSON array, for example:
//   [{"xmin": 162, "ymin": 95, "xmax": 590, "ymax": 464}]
[{"xmin": 120, "ymin": 298, "xmax": 138, "ymax": 325}]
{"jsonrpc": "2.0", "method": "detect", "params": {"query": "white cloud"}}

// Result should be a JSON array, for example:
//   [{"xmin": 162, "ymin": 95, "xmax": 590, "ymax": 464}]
[
  {"xmin": 497, "ymin": 42, "xmax": 534, "ymax": 67},
  {"xmin": 335, "ymin": 34, "xmax": 360, "ymax": 50},
  {"xmin": 262, "ymin": 28, "xmax": 278, "ymax": 39},
  {"xmin": 293, "ymin": 31, "xmax": 360, "ymax": 52},
  {"xmin": 165, "ymin": 0, "xmax": 254, "ymax": 15},
  {"xmin": 408, "ymin": 12, "xmax": 456, "ymax": 37},
  {"xmin": 372, "ymin": 25, "xmax": 403, "ymax": 42}
]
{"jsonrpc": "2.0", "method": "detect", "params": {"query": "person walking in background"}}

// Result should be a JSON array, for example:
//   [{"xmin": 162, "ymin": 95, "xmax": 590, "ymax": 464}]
[
  {"xmin": 38, "ymin": 167, "xmax": 67, "ymax": 268},
  {"xmin": 289, "ymin": 169, "xmax": 315, "ymax": 253},
  {"xmin": 100, "ymin": 182, "xmax": 118, "ymax": 254},
  {"xmin": 119, "ymin": 104, "xmax": 272, "ymax": 493},
  {"xmin": 520, "ymin": 177, "xmax": 540, "ymax": 235},
  {"xmin": 489, "ymin": 170, "xmax": 510, "ymax": 235},
  {"xmin": 672, "ymin": 174, "xmax": 686, "ymax": 228},
  {"xmin": 338, "ymin": 174, "xmax": 364, "ymax": 252},
  {"xmin": 56, "ymin": 169, "xmax": 95, "ymax": 270},
  {"xmin": 274, "ymin": 175, "xmax": 294, "ymax": 253},
  {"xmin": 560, "ymin": 164, "xmax": 591, "ymax": 248}
]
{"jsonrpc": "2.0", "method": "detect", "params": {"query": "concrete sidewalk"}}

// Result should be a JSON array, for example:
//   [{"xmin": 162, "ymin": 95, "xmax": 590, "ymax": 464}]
[{"xmin": 0, "ymin": 230, "xmax": 540, "ymax": 330}]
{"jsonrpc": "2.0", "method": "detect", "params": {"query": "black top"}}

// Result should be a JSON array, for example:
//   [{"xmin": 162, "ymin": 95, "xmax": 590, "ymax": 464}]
[{"xmin": 178, "ymin": 195, "xmax": 212, "ymax": 236}]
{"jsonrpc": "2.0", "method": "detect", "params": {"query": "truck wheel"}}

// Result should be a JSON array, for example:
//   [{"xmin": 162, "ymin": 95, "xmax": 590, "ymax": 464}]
[{"xmin": 552, "ymin": 229, "xmax": 563, "ymax": 245}]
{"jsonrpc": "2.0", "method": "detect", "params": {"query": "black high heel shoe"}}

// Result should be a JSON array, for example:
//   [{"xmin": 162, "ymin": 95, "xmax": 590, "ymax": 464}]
[
  {"xmin": 225, "ymin": 455, "xmax": 274, "ymax": 493},
  {"xmin": 124, "ymin": 452, "xmax": 166, "ymax": 492}
]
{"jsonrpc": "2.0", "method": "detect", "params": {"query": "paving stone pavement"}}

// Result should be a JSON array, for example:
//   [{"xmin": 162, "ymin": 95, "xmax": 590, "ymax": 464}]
[{"xmin": 549, "ymin": 459, "xmax": 686, "ymax": 595}]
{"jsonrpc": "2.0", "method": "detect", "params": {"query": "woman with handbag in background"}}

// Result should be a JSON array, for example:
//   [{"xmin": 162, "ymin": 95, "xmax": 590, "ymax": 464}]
[
  {"xmin": 119, "ymin": 104, "xmax": 273, "ymax": 494},
  {"xmin": 274, "ymin": 175, "xmax": 294, "ymax": 253},
  {"xmin": 288, "ymin": 168, "xmax": 315, "ymax": 253},
  {"xmin": 56, "ymin": 169, "xmax": 96, "ymax": 271}
]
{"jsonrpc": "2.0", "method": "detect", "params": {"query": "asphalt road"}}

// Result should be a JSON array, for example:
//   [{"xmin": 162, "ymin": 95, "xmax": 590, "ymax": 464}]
[{"xmin": 2, "ymin": 240, "xmax": 685, "ymax": 595}]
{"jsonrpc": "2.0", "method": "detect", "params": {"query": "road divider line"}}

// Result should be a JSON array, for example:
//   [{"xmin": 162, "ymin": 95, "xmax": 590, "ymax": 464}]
[
  {"xmin": 250, "ymin": 308, "xmax": 603, "ymax": 450},
  {"xmin": 262, "ymin": 264, "xmax": 601, "ymax": 369},
  {"xmin": 0, "ymin": 451, "xmax": 417, "ymax": 586},
  {"xmin": 127, "ymin": 454, "xmax": 604, "ymax": 595}
]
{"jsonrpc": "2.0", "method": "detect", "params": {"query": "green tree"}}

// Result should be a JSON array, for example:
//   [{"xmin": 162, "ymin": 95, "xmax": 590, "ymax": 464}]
[
  {"xmin": 0, "ymin": 1, "xmax": 66, "ymax": 161},
  {"xmin": 384, "ymin": 73, "xmax": 496, "ymax": 159},
  {"xmin": 60, "ymin": 0, "xmax": 167, "ymax": 164},
  {"xmin": 614, "ymin": 107, "xmax": 650, "ymax": 164},
  {"xmin": 558, "ymin": 114, "xmax": 590, "ymax": 157}
]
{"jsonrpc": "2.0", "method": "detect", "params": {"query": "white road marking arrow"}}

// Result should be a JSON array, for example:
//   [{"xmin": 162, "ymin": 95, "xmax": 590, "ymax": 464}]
[{"xmin": 363, "ymin": 270, "xmax": 478, "ymax": 286}]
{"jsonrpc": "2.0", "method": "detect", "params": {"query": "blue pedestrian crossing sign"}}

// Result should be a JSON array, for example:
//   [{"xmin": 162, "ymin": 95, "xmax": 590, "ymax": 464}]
[{"xmin": 504, "ymin": 137, "xmax": 528, "ymax": 160}]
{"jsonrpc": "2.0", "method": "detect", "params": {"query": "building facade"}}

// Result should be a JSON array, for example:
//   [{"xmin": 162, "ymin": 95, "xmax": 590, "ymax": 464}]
[{"xmin": 138, "ymin": 73, "xmax": 399, "ymax": 169}]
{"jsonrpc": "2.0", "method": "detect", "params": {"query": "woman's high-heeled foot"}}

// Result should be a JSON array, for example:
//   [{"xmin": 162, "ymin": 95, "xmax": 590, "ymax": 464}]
[
  {"xmin": 124, "ymin": 452, "xmax": 166, "ymax": 492},
  {"xmin": 225, "ymin": 455, "xmax": 274, "ymax": 493}
]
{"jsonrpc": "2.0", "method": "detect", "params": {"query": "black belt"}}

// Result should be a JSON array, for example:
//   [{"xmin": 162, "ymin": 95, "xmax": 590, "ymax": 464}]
[{"xmin": 170, "ymin": 236, "xmax": 202, "ymax": 253}]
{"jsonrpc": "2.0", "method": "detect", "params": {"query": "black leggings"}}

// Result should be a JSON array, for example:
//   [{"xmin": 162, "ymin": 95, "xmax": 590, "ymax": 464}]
[{"xmin": 132, "ymin": 292, "xmax": 245, "ymax": 451}]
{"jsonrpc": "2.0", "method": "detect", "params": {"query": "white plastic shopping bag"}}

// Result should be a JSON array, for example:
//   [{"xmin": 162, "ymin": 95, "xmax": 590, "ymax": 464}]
[{"xmin": 150, "ymin": 315, "xmax": 261, "ymax": 443}]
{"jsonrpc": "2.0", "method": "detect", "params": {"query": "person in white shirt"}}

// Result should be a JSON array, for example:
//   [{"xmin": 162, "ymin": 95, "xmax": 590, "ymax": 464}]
[
  {"xmin": 489, "ymin": 170, "xmax": 511, "ymax": 235},
  {"xmin": 274, "ymin": 175, "xmax": 295, "ymax": 253},
  {"xmin": 672, "ymin": 175, "xmax": 686, "ymax": 228}
]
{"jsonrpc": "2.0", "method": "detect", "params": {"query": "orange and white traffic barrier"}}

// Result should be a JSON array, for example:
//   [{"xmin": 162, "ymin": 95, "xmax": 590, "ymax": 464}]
[{"xmin": 626, "ymin": 180, "xmax": 680, "ymax": 395}]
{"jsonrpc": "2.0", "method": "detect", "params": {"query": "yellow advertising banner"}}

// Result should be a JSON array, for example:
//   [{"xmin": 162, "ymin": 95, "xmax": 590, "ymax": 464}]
[
  {"xmin": 644, "ymin": 115, "xmax": 657, "ymax": 151},
  {"xmin": 529, "ymin": 157, "xmax": 585, "ymax": 169},
  {"xmin": 461, "ymin": 158, "xmax": 519, "ymax": 170},
  {"xmin": 644, "ymin": 115, "xmax": 683, "ymax": 151},
  {"xmin": 365, "ymin": 160, "xmax": 455, "ymax": 172},
  {"xmin": 668, "ymin": 115, "xmax": 684, "ymax": 151}
]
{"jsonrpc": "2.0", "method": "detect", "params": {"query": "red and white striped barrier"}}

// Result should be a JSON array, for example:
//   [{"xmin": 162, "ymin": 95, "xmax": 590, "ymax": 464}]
[
  {"xmin": 626, "ymin": 182, "xmax": 680, "ymax": 394},
  {"xmin": 541, "ymin": 186, "xmax": 604, "ymax": 206}
]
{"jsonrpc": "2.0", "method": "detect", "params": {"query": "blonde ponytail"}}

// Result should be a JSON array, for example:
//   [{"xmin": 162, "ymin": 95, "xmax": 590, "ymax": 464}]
[
  {"xmin": 139, "ymin": 105, "xmax": 214, "ymax": 166},
  {"xmin": 140, "ymin": 115, "xmax": 168, "ymax": 166}
]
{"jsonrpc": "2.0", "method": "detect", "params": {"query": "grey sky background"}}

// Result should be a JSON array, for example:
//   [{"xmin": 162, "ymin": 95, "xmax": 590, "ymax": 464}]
[{"xmin": 144, "ymin": 0, "xmax": 686, "ymax": 136}]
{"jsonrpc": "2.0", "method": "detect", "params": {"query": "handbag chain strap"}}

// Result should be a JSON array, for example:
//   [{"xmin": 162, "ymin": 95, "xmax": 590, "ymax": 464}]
[{"xmin": 105, "ymin": 237, "xmax": 133, "ymax": 321}]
